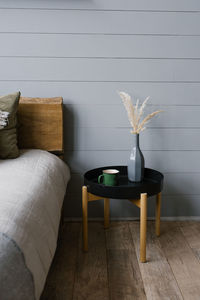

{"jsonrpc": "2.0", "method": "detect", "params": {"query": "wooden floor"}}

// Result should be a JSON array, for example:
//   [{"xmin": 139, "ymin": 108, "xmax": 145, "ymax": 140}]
[{"xmin": 41, "ymin": 221, "xmax": 200, "ymax": 300}]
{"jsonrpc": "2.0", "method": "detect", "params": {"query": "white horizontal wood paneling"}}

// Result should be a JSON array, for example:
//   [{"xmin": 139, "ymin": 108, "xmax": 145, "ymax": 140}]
[
  {"xmin": 0, "ymin": 1, "xmax": 200, "ymax": 11},
  {"xmin": 0, "ymin": 82, "xmax": 199, "ymax": 105},
  {"xmin": 0, "ymin": 10, "xmax": 200, "ymax": 35},
  {"xmin": 1, "ymin": 58, "xmax": 200, "ymax": 81},
  {"xmin": 65, "ymin": 128, "xmax": 200, "ymax": 151},
  {"xmin": 1, "ymin": 1, "xmax": 199, "ymax": 217},
  {"xmin": 1, "ymin": 34, "xmax": 200, "ymax": 58},
  {"xmin": 65, "ymin": 150, "xmax": 200, "ymax": 174},
  {"xmin": 65, "ymin": 105, "xmax": 200, "ymax": 128}
]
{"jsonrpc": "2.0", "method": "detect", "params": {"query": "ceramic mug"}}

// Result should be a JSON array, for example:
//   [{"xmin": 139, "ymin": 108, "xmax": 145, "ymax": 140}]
[{"xmin": 98, "ymin": 169, "xmax": 119, "ymax": 186}]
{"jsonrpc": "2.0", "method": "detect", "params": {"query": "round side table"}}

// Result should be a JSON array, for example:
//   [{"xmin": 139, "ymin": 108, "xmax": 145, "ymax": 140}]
[{"xmin": 82, "ymin": 166, "xmax": 164, "ymax": 263}]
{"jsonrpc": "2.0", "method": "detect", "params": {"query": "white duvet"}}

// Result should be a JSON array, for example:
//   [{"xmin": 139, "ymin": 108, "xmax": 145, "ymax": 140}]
[{"xmin": 0, "ymin": 149, "xmax": 70, "ymax": 299}]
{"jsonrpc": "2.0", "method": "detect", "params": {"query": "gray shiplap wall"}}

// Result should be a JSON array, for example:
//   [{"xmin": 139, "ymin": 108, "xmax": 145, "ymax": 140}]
[{"xmin": 1, "ymin": 0, "xmax": 200, "ymax": 218}]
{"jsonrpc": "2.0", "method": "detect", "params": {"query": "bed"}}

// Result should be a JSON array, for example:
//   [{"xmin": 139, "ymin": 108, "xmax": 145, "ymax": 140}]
[{"xmin": 0, "ymin": 97, "xmax": 70, "ymax": 300}]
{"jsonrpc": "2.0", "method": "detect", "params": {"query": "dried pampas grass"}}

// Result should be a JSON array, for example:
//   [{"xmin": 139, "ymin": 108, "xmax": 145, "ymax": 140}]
[{"xmin": 119, "ymin": 91, "xmax": 162, "ymax": 134}]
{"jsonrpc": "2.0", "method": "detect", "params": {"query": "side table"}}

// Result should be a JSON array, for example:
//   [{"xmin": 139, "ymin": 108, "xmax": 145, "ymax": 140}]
[{"xmin": 82, "ymin": 166, "xmax": 164, "ymax": 263}]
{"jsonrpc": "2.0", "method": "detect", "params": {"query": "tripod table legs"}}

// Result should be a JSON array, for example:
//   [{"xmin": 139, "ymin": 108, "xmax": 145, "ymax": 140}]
[
  {"xmin": 156, "ymin": 192, "xmax": 161, "ymax": 236},
  {"xmin": 82, "ymin": 186, "xmax": 110, "ymax": 252},
  {"xmin": 104, "ymin": 198, "xmax": 110, "ymax": 229},
  {"xmin": 82, "ymin": 186, "xmax": 88, "ymax": 252},
  {"xmin": 140, "ymin": 193, "xmax": 147, "ymax": 262},
  {"xmin": 82, "ymin": 186, "xmax": 161, "ymax": 263}
]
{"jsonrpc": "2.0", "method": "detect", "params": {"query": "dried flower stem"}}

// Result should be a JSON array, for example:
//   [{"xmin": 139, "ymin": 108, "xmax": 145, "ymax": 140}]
[
  {"xmin": 119, "ymin": 91, "xmax": 163, "ymax": 134},
  {"xmin": 137, "ymin": 110, "xmax": 162, "ymax": 132}
]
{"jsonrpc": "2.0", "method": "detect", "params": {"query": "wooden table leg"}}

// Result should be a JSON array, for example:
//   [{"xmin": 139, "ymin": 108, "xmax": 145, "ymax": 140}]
[
  {"xmin": 140, "ymin": 193, "xmax": 147, "ymax": 263},
  {"xmin": 82, "ymin": 186, "xmax": 88, "ymax": 252},
  {"xmin": 155, "ymin": 192, "xmax": 161, "ymax": 236},
  {"xmin": 104, "ymin": 198, "xmax": 110, "ymax": 229}
]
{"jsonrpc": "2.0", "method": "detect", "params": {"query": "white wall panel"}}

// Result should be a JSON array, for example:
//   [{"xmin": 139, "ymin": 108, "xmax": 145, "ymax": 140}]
[
  {"xmin": 0, "ymin": 10, "xmax": 200, "ymax": 35},
  {"xmin": 1, "ymin": 58, "xmax": 200, "ymax": 81},
  {"xmin": 65, "ymin": 105, "xmax": 200, "ymax": 128},
  {"xmin": 0, "ymin": 81, "xmax": 199, "ymax": 105},
  {"xmin": 0, "ymin": 0, "xmax": 200, "ymax": 11},
  {"xmin": 64, "ymin": 128, "xmax": 200, "ymax": 151},
  {"xmin": 1, "ymin": 34, "xmax": 200, "ymax": 59}
]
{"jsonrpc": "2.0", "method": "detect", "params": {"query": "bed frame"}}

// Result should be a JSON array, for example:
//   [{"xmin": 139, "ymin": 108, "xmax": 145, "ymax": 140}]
[{"xmin": 18, "ymin": 97, "xmax": 64, "ymax": 158}]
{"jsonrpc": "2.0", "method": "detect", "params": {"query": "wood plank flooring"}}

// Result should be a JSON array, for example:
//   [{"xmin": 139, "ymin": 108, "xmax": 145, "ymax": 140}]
[{"xmin": 41, "ymin": 221, "xmax": 200, "ymax": 300}]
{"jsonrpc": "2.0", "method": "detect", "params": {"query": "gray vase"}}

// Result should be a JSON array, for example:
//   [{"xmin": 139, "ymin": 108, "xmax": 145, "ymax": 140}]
[{"xmin": 128, "ymin": 134, "xmax": 144, "ymax": 182}]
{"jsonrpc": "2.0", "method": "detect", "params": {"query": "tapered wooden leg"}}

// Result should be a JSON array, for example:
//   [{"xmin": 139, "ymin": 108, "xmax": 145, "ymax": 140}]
[
  {"xmin": 82, "ymin": 186, "xmax": 88, "ymax": 252},
  {"xmin": 140, "ymin": 193, "xmax": 147, "ymax": 263},
  {"xmin": 104, "ymin": 198, "xmax": 110, "ymax": 229},
  {"xmin": 156, "ymin": 192, "xmax": 161, "ymax": 236}
]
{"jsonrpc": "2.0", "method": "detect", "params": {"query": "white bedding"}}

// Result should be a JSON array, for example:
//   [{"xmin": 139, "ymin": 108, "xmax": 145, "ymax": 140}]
[{"xmin": 0, "ymin": 149, "xmax": 70, "ymax": 299}]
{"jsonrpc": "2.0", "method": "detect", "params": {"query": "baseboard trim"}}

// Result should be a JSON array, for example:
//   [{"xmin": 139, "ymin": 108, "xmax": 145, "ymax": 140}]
[{"xmin": 64, "ymin": 216, "xmax": 200, "ymax": 222}]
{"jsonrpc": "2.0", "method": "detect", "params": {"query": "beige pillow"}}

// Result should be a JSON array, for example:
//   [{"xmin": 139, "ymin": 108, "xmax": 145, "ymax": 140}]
[{"xmin": 0, "ymin": 92, "xmax": 20, "ymax": 159}]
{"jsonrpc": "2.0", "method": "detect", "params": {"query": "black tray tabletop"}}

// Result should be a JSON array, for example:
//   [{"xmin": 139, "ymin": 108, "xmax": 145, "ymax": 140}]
[{"xmin": 84, "ymin": 166, "xmax": 164, "ymax": 199}]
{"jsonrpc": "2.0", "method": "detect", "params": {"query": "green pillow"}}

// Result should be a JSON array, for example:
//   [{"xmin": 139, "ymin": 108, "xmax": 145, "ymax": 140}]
[{"xmin": 0, "ymin": 92, "xmax": 20, "ymax": 159}]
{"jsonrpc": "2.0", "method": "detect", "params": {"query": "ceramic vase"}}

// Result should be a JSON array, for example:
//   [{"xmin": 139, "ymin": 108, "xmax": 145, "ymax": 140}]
[{"xmin": 128, "ymin": 133, "xmax": 144, "ymax": 182}]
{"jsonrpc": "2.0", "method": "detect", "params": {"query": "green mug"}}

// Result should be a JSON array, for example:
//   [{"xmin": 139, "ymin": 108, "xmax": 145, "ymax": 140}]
[{"xmin": 98, "ymin": 169, "xmax": 119, "ymax": 186}]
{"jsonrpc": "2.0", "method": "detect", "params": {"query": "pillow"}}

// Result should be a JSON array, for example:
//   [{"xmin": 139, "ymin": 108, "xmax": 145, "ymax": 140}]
[{"xmin": 0, "ymin": 92, "xmax": 20, "ymax": 159}]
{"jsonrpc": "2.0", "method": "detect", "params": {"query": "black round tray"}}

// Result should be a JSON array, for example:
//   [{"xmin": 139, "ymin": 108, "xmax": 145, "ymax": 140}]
[{"xmin": 84, "ymin": 166, "xmax": 164, "ymax": 199}]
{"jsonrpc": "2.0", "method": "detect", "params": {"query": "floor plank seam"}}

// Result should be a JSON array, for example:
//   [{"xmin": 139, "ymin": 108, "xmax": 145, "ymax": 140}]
[
  {"xmin": 104, "ymin": 228, "xmax": 111, "ymax": 300},
  {"xmin": 179, "ymin": 223, "xmax": 200, "ymax": 266},
  {"xmin": 72, "ymin": 223, "xmax": 82, "ymax": 300},
  {"xmin": 128, "ymin": 222, "xmax": 147, "ymax": 299},
  {"xmin": 167, "ymin": 255, "xmax": 184, "ymax": 300},
  {"xmin": 157, "ymin": 227, "xmax": 185, "ymax": 300}
]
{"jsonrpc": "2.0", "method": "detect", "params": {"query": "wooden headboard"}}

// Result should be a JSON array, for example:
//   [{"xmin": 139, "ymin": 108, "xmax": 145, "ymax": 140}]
[{"xmin": 18, "ymin": 97, "xmax": 63, "ymax": 156}]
